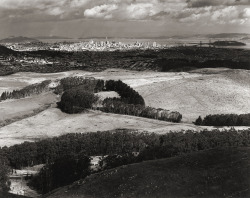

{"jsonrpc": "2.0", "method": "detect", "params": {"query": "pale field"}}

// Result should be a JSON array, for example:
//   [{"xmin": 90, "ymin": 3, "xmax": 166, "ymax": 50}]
[
  {"xmin": 0, "ymin": 108, "xmax": 208, "ymax": 147},
  {"xmin": 0, "ymin": 92, "xmax": 59, "ymax": 123},
  {"xmin": 1, "ymin": 68, "xmax": 250, "ymax": 147}
]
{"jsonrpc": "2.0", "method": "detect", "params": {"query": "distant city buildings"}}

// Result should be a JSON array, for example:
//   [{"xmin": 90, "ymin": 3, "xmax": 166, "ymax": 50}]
[{"xmin": 2, "ymin": 40, "xmax": 167, "ymax": 52}]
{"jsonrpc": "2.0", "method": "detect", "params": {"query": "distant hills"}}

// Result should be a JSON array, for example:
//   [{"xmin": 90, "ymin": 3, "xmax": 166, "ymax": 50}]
[
  {"xmin": 206, "ymin": 33, "xmax": 250, "ymax": 39},
  {"xmin": 34, "ymin": 36, "xmax": 71, "ymax": 40},
  {"xmin": 0, "ymin": 36, "xmax": 39, "ymax": 44},
  {"xmin": 212, "ymin": 40, "xmax": 246, "ymax": 46},
  {"xmin": 1, "ymin": 33, "xmax": 250, "ymax": 43}
]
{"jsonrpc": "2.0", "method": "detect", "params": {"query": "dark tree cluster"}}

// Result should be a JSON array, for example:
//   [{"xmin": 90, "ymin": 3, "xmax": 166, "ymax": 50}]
[
  {"xmin": 54, "ymin": 76, "xmax": 104, "ymax": 94},
  {"xmin": 0, "ymin": 80, "xmax": 51, "ymax": 101},
  {"xmin": 158, "ymin": 58, "xmax": 250, "ymax": 72},
  {"xmin": 194, "ymin": 114, "xmax": 250, "ymax": 126},
  {"xmin": 57, "ymin": 88, "xmax": 99, "ymax": 113},
  {"xmin": 105, "ymin": 80, "xmax": 145, "ymax": 105},
  {"xmin": 0, "ymin": 150, "xmax": 10, "ymax": 192},
  {"xmin": 102, "ymin": 98, "xmax": 182, "ymax": 123},
  {"xmin": 2, "ymin": 128, "xmax": 250, "ymax": 170},
  {"xmin": 28, "ymin": 153, "xmax": 90, "ymax": 194}
]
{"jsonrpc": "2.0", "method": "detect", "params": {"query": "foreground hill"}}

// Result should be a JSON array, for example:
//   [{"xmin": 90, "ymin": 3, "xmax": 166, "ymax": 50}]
[
  {"xmin": 45, "ymin": 147, "xmax": 250, "ymax": 198},
  {"xmin": 0, "ymin": 36, "xmax": 39, "ymax": 44},
  {"xmin": 0, "ymin": 45, "xmax": 17, "ymax": 55}
]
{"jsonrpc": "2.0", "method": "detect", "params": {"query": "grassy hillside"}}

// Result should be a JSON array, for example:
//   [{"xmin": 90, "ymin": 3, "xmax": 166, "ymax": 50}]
[{"xmin": 46, "ymin": 147, "xmax": 250, "ymax": 198}]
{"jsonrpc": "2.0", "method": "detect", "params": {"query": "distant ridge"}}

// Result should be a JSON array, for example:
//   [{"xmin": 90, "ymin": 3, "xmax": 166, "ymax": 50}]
[
  {"xmin": 0, "ymin": 36, "xmax": 39, "ymax": 44},
  {"xmin": 212, "ymin": 40, "xmax": 246, "ymax": 46},
  {"xmin": 34, "ymin": 36, "xmax": 71, "ymax": 40},
  {"xmin": 206, "ymin": 33, "xmax": 250, "ymax": 38}
]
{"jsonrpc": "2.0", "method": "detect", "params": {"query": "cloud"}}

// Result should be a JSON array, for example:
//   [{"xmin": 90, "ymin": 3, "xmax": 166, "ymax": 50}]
[
  {"xmin": 0, "ymin": 0, "xmax": 249, "ymax": 28},
  {"xmin": 84, "ymin": 4, "xmax": 118, "ymax": 19}
]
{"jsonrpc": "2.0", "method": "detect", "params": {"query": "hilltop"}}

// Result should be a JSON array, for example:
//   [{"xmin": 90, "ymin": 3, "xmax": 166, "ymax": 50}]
[
  {"xmin": 0, "ymin": 36, "xmax": 39, "ymax": 44},
  {"xmin": 45, "ymin": 147, "xmax": 250, "ymax": 198}
]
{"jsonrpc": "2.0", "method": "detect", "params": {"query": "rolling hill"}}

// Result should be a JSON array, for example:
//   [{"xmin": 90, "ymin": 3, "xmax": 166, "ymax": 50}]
[{"xmin": 45, "ymin": 147, "xmax": 250, "ymax": 198}]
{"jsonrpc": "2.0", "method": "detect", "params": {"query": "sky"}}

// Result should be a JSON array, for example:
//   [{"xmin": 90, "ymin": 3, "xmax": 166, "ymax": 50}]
[{"xmin": 0, "ymin": 0, "xmax": 250, "ymax": 38}]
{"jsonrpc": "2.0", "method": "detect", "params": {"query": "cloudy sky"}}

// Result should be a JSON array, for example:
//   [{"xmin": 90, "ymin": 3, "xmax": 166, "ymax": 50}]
[{"xmin": 0, "ymin": 0, "xmax": 249, "ymax": 38}]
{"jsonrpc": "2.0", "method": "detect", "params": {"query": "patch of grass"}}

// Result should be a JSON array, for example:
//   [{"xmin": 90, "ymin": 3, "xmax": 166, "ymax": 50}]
[{"xmin": 46, "ymin": 147, "xmax": 250, "ymax": 198}]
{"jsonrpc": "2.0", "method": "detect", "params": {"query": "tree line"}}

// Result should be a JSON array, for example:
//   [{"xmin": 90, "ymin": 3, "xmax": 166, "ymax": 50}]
[
  {"xmin": 105, "ymin": 80, "xmax": 145, "ymax": 105},
  {"xmin": 2, "ymin": 128, "xmax": 250, "ymax": 169},
  {"xmin": 101, "ymin": 98, "xmax": 182, "ymax": 123},
  {"xmin": 194, "ymin": 114, "xmax": 250, "ymax": 126},
  {"xmin": 0, "ymin": 80, "xmax": 51, "ymax": 101},
  {"xmin": 158, "ymin": 59, "xmax": 250, "ymax": 72}
]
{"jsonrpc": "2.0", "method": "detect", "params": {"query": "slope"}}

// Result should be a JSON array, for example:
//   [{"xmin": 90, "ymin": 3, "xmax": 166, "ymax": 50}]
[
  {"xmin": 0, "ymin": 45, "xmax": 17, "ymax": 55},
  {"xmin": 46, "ymin": 147, "xmax": 250, "ymax": 198}
]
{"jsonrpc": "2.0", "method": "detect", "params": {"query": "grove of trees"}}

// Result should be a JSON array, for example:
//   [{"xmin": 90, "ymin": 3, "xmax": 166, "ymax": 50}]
[
  {"xmin": 102, "ymin": 98, "xmax": 182, "ymax": 123},
  {"xmin": 56, "ymin": 77, "xmax": 182, "ymax": 122},
  {"xmin": 54, "ymin": 77, "xmax": 104, "ymax": 94},
  {"xmin": 28, "ymin": 153, "xmax": 90, "ymax": 194},
  {"xmin": 194, "ymin": 114, "xmax": 250, "ymax": 126},
  {"xmin": 0, "ymin": 80, "xmax": 51, "ymax": 101},
  {"xmin": 57, "ymin": 88, "xmax": 99, "ymax": 113},
  {"xmin": 105, "ymin": 80, "xmax": 145, "ymax": 105}
]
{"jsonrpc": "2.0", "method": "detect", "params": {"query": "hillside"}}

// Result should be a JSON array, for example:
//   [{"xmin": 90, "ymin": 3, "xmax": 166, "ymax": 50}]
[
  {"xmin": 45, "ymin": 147, "xmax": 250, "ymax": 198},
  {"xmin": 0, "ymin": 36, "xmax": 39, "ymax": 44},
  {"xmin": 0, "ymin": 45, "xmax": 16, "ymax": 55}
]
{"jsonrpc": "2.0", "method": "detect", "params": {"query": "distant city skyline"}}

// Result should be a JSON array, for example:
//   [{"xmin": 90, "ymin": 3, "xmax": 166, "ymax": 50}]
[{"xmin": 0, "ymin": 0, "xmax": 249, "ymax": 39}]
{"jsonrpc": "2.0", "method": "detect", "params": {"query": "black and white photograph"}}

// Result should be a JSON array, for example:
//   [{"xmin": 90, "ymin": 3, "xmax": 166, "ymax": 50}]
[{"xmin": 0, "ymin": 0, "xmax": 250, "ymax": 197}]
